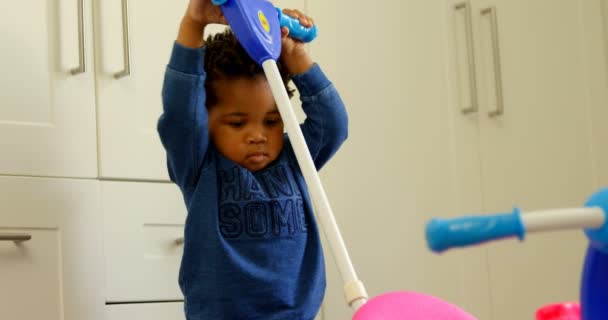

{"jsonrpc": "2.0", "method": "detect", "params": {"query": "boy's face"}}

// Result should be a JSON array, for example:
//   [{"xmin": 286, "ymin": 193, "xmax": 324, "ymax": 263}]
[{"xmin": 208, "ymin": 75, "xmax": 284, "ymax": 172}]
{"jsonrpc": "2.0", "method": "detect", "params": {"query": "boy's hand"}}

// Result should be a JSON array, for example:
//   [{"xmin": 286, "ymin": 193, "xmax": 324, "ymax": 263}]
[
  {"xmin": 186, "ymin": 0, "xmax": 226, "ymax": 27},
  {"xmin": 279, "ymin": 9, "xmax": 314, "ymax": 75},
  {"xmin": 178, "ymin": 0, "xmax": 226, "ymax": 48}
]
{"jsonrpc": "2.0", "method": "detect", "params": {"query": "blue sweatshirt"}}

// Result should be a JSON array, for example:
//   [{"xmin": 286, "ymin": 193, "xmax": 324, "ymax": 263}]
[{"xmin": 158, "ymin": 42, "xmax": 348, "ymax": 320}]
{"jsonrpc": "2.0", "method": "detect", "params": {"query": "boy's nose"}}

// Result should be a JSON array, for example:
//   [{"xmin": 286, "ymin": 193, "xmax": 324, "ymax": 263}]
[{"xmin": 247, "ymin": 131, "xmax": 267, "ymax": 144}]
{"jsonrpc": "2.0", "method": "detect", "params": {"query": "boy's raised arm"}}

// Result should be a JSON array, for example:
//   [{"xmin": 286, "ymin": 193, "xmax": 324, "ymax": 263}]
[
  {"xmin": 278, "ymin": 10, "xmax": 348, "ymax": 170},
  {"xmin": 293, "ymin": 65, "xmax": 349, "ymax": 170},
  {"xmin": 157, "ymin": 1, "xmax": 225, "ymax": 190}
]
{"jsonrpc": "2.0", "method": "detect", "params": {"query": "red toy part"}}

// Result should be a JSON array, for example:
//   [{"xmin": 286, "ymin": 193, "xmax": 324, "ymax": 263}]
[{"xmin": 536, "ymin": 302, "xmax": 581, "ymax": 320}]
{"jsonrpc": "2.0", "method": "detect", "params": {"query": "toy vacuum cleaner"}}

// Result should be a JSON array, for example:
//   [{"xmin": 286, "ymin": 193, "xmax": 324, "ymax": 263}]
[
  {"xmin": 211, "ymin": 0, "xmax": 476, "ymax": 319},
  {"xmin": 426, "ymin": 189, "xmax": 608, "ymax": 319}
]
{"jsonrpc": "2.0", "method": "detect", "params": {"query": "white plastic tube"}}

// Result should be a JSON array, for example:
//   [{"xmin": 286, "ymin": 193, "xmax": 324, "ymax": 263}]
[
  {"xmin": 262, "ymin": 60, "xmax": 368, "ymax": 311},
  {"xmin": 522, "ymin": 207, "xmax": 605, "ymax": 233}
]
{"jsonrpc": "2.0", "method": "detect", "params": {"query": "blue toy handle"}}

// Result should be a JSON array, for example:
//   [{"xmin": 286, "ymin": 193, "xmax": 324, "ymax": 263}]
[
  {"xmin": 426, "ymin": 208, "xmax": 526, "ymax": 253},
  {"xmin": 276, "ymin": 8, "xmax": 318, "ymax": 43}
]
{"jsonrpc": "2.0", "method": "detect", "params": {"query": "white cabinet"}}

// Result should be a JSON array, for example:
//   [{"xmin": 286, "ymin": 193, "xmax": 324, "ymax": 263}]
[
  {"xmin": 0, "ymin": 0, "xmax": 185, "ymax": 180},
  {"xmin": 447, "ymin": 0, "xmax": 602, "ymax": 318},
  {"xmin": 310, "ymin": 0, "xmax": 491, "ymax": 319},
  {"xmin": 0, "ymin": 0, "xmax": 188, "ymax": 180},
  {"xmin": 106, "ymin": 302, "xmax": 185, "ymax": 320},
  {"xmin": 0, "ymin": 0, "xmax": 98, "ymax": 178},
  {"xmin": 102, "ymin": 181, "xmax": 186, "ymax": 303},
  {"xmin": 0, "ymin": 176, "xmax": 104, "ymax": 320}
]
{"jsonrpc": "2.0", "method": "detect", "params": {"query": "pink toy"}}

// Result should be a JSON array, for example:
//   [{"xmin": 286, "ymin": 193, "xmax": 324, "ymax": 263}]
[{"xmin": 353, "ymin": 291, "xmax": 476, "ymax": 320}]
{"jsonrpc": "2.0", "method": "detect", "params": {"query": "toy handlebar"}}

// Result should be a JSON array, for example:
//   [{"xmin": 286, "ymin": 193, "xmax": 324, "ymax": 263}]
[
  {"xmin": 426, "ymin": 207, "xmax": 606, "ymax": 253},
  {"xmin": 426, "ymin": 209, "xmax": 526, "ymax": 253}
]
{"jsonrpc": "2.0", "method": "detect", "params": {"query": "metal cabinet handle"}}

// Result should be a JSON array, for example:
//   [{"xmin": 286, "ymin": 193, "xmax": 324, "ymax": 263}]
[
  {"xmin": 481, "ymin": 7, "xmax": 504, "ymax": 117},
  {"xmin": 114, "ymin": 0, "xmax": 131, "ymax": 79},
  {"xmin": 0, "ymin": 233, "xmax": 32, "ymax": 242},
  {"xmin": 70, "ymin": 0, "xmax": 86, "ymax": 75},
  {"xmin": 455, "ymin": 1, "xmax": 479, "ymax": 114}
]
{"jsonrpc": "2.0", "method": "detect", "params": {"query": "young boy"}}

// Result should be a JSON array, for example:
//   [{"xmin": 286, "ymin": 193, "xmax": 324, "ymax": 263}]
[{"xmin": 157, "ymin": 0, "xmax": 348, "ymax": 319}]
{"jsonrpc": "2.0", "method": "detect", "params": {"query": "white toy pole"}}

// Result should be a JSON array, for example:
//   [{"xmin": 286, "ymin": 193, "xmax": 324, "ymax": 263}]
[
  {"xmin": 522, "ymin": 207, "xmax": 605, "ymax": 232},
  {"xmin": 263, "ymin": 60, "xmax": 368, "ymax": 311}
]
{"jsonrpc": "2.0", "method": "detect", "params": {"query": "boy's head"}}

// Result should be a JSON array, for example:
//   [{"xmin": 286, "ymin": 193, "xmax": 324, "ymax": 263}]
[{"xmin": 204, "ymin": 29, "xmax": 294, "ymax": 172}]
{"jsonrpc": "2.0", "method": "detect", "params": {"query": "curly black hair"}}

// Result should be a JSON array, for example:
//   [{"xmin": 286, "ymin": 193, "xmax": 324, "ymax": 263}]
[{"xmin": 204, "ymin": 29, "xmax": 294, "ymax": 108}]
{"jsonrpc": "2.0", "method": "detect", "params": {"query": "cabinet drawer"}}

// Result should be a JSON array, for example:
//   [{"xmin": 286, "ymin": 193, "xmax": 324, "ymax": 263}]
[
  {"xmin": 102, "ymin": 181, "xmax": 186, "ymax": 302},
  {"xmin": 1, "ymin": 229, "xmax": 64, "ymax": 319},
  {"xmin": 106, "ymin": 302, "xmax": 185, "ymax": 320},
  {"xmin": 0, "ymin": 176, "xmax": 104, "ymax": 320}
]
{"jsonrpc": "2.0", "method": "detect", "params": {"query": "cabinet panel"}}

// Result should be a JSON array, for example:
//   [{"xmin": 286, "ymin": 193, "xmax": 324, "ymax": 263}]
[
  {"xmin": 0, "ymin": 176, "xmax": 104, "ymax": 320},
  {"xmin": 0, "ymin": 229, "xmax": 63, "ymax": 319},
  {"xmin": 106, "ymin": 302, "xmax": 185, "ymax": 320},
  {"xmin": 102, "ymin": 181, "xmax": 186, "ymax": 302},
  {"xmin": 0, "ymin": 0, "xmax": 97, "ymax": 177},
  {"xmin": 474, "ymin": 0, "xmax": 598, "ymax": 318},
  {"xmin": 94, "ymin": 0, "xmax": 187, "ymax": 180}
]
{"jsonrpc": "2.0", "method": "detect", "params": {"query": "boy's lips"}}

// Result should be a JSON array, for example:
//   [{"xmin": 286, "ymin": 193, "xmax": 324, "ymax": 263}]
[{"xmin": 246, "ymin": 152, "xmax": 268, "ymax": 163}]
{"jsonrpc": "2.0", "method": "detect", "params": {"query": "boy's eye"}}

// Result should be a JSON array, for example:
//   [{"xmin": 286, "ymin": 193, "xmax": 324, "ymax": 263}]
[
  {"xmin": 265, "ymin": 118, "xmax": 281, "ymax": 126},
  {"xmin": 228, "ymin": 121, "xmax": 244, "ymax": 128}
]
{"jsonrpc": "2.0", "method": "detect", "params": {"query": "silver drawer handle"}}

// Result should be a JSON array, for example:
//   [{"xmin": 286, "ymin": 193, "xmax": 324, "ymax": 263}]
[
  {"xmin": 175, "ymin": 237, "xmax": 184, "ymax": 245},
  {"xmin": 70, "ymin": 0, "xmax": 86, "ymax": 75},
  {"xmin": 481, "ymin": 6, "xmax": 504, "ymax": 117},
  {"xmin": 455, "ymin": 1, "xmax": 479, "ymax": 115},
  {"xmin": 0, "ymin": 233, "xmax": 32, "ymax": 242},
  {"xmin": 114, "ymin": 0, "xmax": 131, "ymax": 79}
]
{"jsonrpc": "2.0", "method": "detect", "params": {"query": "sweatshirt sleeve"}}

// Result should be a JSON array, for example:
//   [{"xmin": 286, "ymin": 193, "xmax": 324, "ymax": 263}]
[
  {"xmin": 291, "ymin": 63, "xmax": 349, "ymax": 170},
  {"xmin": 157, "ymin": 42, "xmax": 210, "ymax": 191}
]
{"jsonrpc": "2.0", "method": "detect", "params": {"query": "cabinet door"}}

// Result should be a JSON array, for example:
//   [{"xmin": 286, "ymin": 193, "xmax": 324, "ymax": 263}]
[
  {"xmin": 0, "ymin": 0, "xmax": 98, "ymax": 177},
  {"xmin": 474, "ymin": 0, "xmax": 599, "ymax": 318},
  {"xmin": 310, "ymin": 0, "xmax": 489, "ymax": 319},
  {"xmin": 94, "ymin": 0, "xmax": 187, "ymax": 180},
  {"xmin": 0, "ymin": 176, "xmax": 104, "ymax": 320},
  {"xmin": 102, "ymin": 181, "xmax": 186, "ymax": 303}
]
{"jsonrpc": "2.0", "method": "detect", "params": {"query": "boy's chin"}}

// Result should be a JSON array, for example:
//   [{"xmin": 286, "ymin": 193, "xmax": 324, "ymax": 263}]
[
  {"xmin": 241, "ymin": 154, "xmax": 278, "ymax": 172},
  {"xmin": 242, "ymin": 160, "xmax": 270, "ymax": 172}
]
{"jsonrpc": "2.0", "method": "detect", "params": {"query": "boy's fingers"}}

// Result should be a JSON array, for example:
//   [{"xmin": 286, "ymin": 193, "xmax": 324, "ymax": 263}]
[
  {"xmin": 282, "ymin": 8, "xmax": 296, "ymax": 17},
  {"xmin": 281, "ymin": 27, "xmax": 290, "ymax": 38},
  {"xmin": 282, "ymin": 8, "xmax": 313, "ymax": 27},
  {"xmin": 292, "ymin": 9, "xmax": 310, "ymax": 27}
]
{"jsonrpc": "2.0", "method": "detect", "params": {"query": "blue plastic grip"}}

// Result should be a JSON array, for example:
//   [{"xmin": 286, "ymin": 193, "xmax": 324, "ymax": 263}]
[
  {"xmin": 426, "ymin": 208, "xmax": 525, "ymax": 253},
  {"xmin": 584, "ymin": 188, "xmax": 608, "ymax": 254},
  {"xmin": 276, "ymin": 8, "xmax": 318, "ymax": 43}
]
